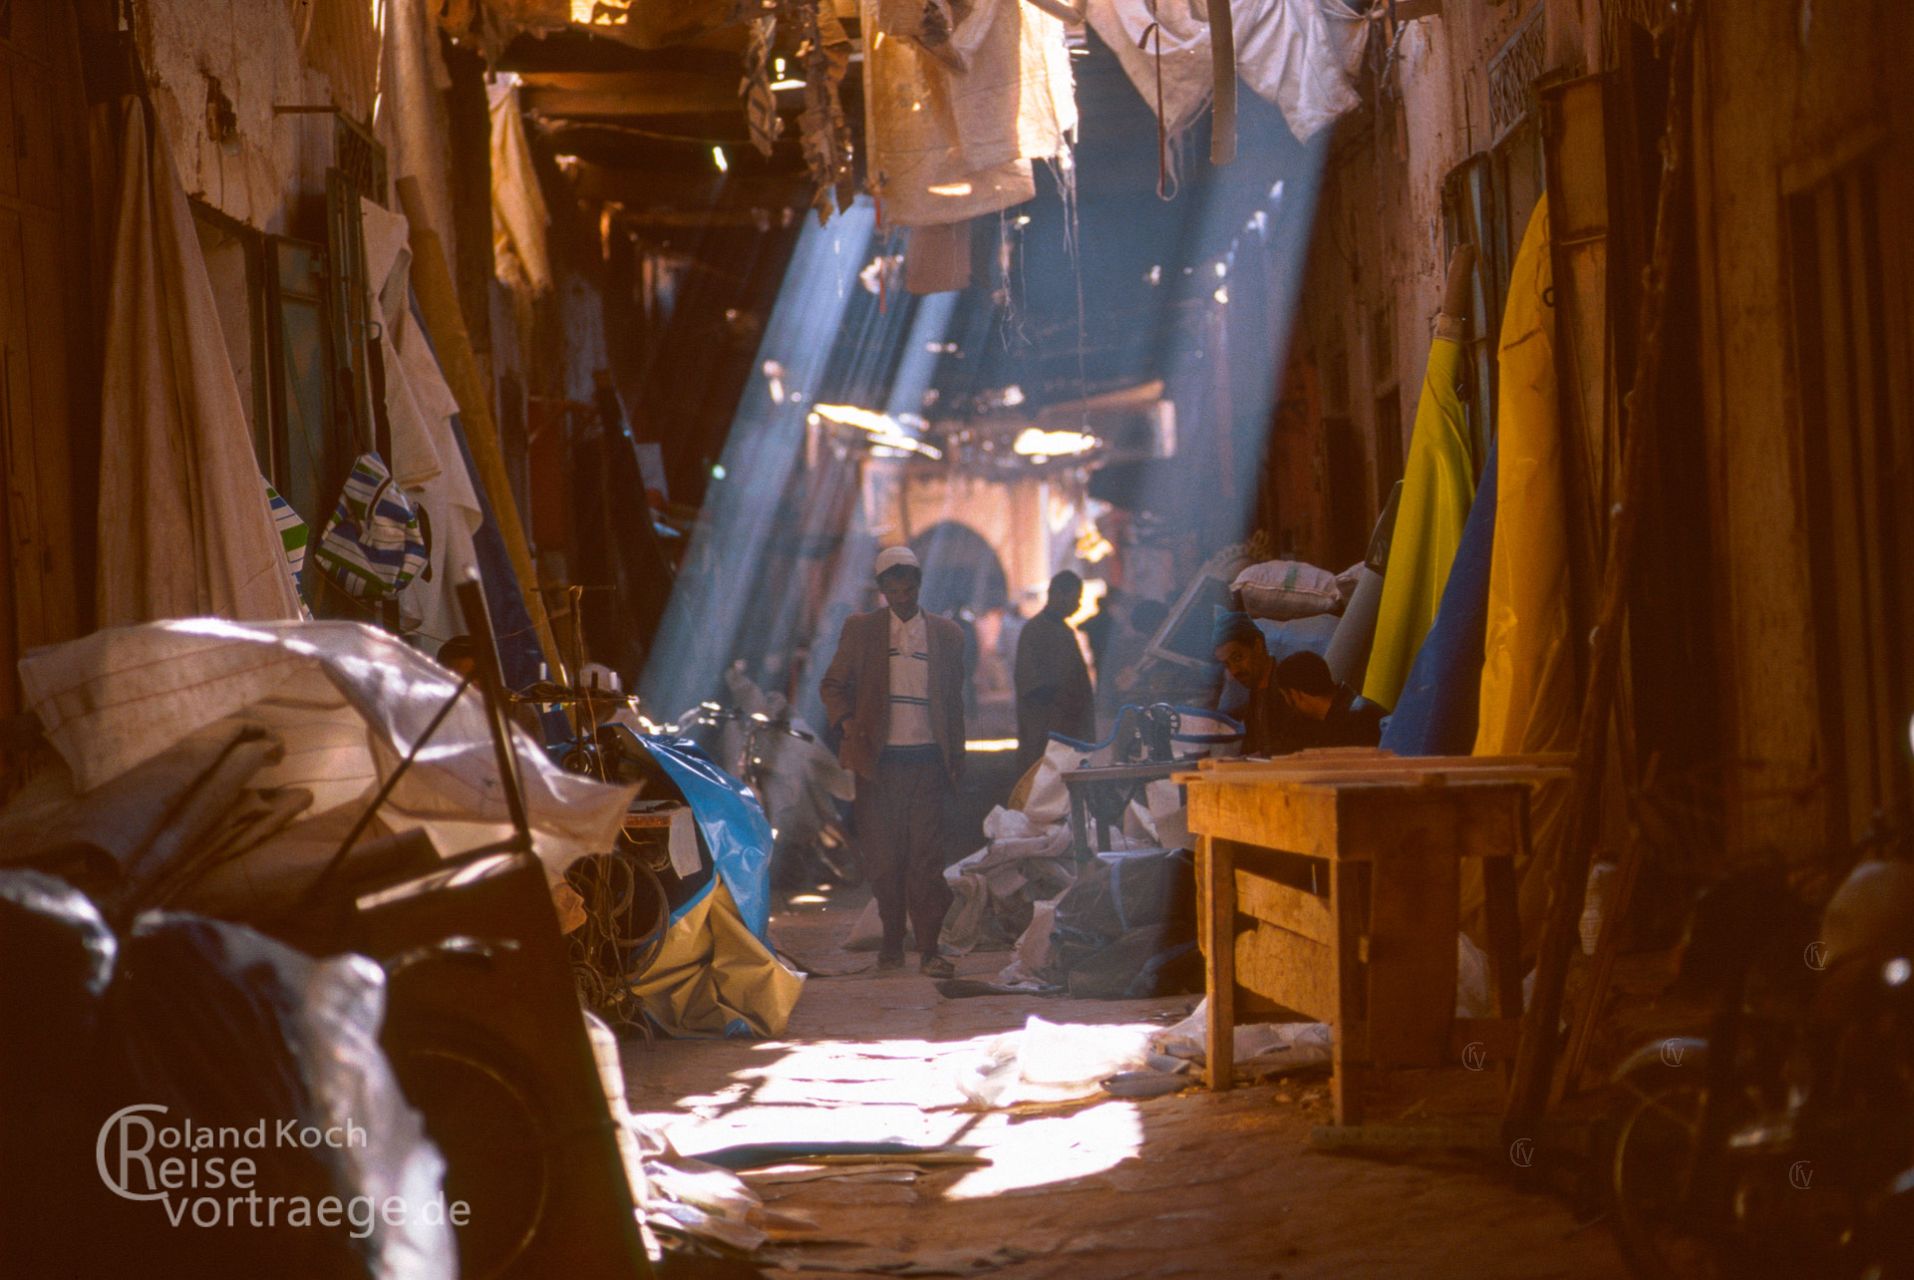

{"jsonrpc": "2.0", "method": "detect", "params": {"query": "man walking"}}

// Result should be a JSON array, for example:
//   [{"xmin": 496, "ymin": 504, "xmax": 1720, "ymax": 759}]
[
  {"xmin": 821, "ymin": 547, "xmax": 968, "ymax": 976},
  {"xmin": 1014, "ymin": 571, "xmax": 1096, "ymax": 776}
]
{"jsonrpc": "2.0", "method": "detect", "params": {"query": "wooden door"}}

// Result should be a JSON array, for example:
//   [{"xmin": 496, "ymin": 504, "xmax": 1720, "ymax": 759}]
[{"xmin": 0, "ymin": 0, "xmax": 92, "ymax": 742}]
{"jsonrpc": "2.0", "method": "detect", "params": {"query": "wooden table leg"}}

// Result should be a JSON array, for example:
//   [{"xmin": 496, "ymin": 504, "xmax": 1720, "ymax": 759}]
[
  {"xmin": 1068, "ymin": 787, "xmax": 1092, "ymax": 863},
  {"xmin": 1483, "ymin": 855, "xmax": 1523, "ymax": 1089},
  {"xmin": 1203, "ymin": 835, "xmax": 1236, "ymax": 1091},
  {"xmin": 1331, "ymin": 859, "xmax": 1369, "ymax": 1125}
]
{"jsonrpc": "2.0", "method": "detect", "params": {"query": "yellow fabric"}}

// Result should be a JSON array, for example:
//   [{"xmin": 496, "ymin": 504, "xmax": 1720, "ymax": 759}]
[
  {"xmin": 1474, "ymin": 194, "xmax": 1575, "ymax": 761},
  {"xmin": 630, "ymin": 880, "xmax": 804, "ymax": 1038},
  {"xmin": 1465, "ymin": 195, "xmax": 1577, "ymax": 946},
  {"xmin": 1361, "ymin": 336, "xmax": 1475, "ymax": 710}
]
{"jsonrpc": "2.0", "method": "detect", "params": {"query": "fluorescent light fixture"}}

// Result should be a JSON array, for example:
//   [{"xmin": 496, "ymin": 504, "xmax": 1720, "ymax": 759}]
[
  {"xmin": 812, "ymin": 402, "xmax": 896, "ymax": 434},
  {"xmin": 712, "ymin": 146, "xmax": 729, "ymax": 173},
  {"xmin": 1013, "ymin": 427, "xmax": 1099, "ymax": 458}
]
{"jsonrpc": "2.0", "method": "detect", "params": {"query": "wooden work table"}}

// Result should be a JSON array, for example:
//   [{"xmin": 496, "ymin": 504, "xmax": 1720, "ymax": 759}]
[{"xmin": 1176, "ymin": 751, "xmax": 1570, "ymax": 1125}]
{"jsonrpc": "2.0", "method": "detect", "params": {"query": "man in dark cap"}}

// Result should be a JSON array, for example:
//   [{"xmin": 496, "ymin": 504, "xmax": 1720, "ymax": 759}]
[
  {"xmin": 1014, "ymin": 570, "xmax": 1096, "ymax": 776},
  {"xmin": 1212, "ymin": 610, "xmax": 1294, "ymax": 757}
]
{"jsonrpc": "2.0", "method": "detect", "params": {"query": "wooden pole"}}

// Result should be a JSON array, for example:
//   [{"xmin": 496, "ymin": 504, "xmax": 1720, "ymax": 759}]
[
  {"xmin": 396, "ymin": 176, "xmax": 565, "ymax": 679},
  {"xmin": 1209, "ymin": 0, "xmax": 1237, "ymax": 166},
  {"xmin": 1502, "ymin": 0, "xmax": 1699, "ymax": 1135}
]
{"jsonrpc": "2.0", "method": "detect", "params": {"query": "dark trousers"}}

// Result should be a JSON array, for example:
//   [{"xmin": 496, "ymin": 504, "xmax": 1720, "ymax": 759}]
[{"xmin": 854, "ymin": 746, "xmax": 953, "ymax": 957}]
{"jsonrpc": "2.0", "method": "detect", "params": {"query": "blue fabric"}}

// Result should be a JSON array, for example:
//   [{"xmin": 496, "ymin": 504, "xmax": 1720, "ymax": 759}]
[
  {"xmin": 1380, "ymin": 434, "xmax": 1500, "ymax": 756},
  {"xmin": 1252, "ymin": 612, "xmax": 1341, "ymax": 663},
  {"xmin": 638, "ymin": 736, "xmax": 774, "ymax": 940},
  {"xmin": 447, "ymin": 421, "xmax": 568, "ymax": 742}
]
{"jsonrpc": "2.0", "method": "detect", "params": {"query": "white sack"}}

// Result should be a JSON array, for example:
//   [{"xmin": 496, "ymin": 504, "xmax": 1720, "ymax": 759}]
[{"xmin": 1233, "ymin": 559, "xmax": 1344, "ymax": 621}]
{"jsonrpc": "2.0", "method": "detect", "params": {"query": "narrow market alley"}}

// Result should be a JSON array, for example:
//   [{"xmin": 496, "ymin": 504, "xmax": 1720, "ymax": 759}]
[{"xmin": 1, "ymin": 1, "xmax": 1910, "ymax": 1278}]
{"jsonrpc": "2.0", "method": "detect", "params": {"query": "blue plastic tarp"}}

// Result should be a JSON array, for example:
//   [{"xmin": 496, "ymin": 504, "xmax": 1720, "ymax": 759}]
[
  {"xmin": 1380, "ymin": 434, "xmax": 1500, "ymax": 756},
  {"xmin": 638, "ymin": 736, "xmax": 773, "ymax": 940}
]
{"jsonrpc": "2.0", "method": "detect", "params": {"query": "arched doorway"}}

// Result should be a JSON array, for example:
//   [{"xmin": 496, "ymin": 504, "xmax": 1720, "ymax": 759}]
[{"xmin": 909, "ymin": 520, "xmax": 1008, "ymax": 616}]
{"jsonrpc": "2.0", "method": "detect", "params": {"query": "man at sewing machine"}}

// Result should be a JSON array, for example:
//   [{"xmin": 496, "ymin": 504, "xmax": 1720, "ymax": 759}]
[
  {"xmin": 1271, "ymin": 651, "xmax": 1384, "ymax": 751},
  {"xmin": 1211, "ymin": 615, "xmax": 1383, "ymax": 756},
  {"xmin": 1211, "ymin": 611, "xmax": 1294, "ymax": 757}
]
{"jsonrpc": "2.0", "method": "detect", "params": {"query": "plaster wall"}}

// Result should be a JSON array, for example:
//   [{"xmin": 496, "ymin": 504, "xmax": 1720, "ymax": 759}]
[{"xmin": 135, "ymin": 0, "xmax": 335, "ymax": 232}]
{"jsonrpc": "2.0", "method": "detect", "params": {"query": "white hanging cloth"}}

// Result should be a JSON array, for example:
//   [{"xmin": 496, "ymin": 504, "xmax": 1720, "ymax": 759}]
[
  {"xmin": 95, "ymin": 98, "xmax": 303, "ymax": 627},
  {"xmin": 862, "ymin": 0, "xmax": 1078, "ymax": 227},
  {"xmin": 359, "ymin": 197, "xmax": 485, "ymax": 650},
  {"xmin": 1086, "ymin": 0, "xmax": 1372, "ymax": 145}
]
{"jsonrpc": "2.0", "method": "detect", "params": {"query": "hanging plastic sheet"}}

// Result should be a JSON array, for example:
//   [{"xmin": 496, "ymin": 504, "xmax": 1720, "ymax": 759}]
[
  {"xmin": 1471, "ymin": 195, "xmax": 1576, "ymax": 940},
  {"xmin": 636, "ymin": 736, "xmax": 774, "ymax": 942},
  {"xmin": 1475, "ymin": 195, "xmax": 1576, "ymax": 763},
  {"xmin": 1362, "ymin": 334, "xmax": 1477, "ymax": 711},
  {"xmin": 1380, "ymin": 433, "xmax": 1500, "ymax": 756},
  {"xmin": 626, "ymin": 879, "xmax": 802, "ymax": 1039}
]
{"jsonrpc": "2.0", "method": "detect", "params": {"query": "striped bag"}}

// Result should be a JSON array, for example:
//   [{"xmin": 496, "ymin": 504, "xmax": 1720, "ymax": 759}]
[
  {"xmin": 263, "ymin": 479, "xmax": 309, "ymax": 595},
  {"xmin": 311, "ymin": 452, "xmax": 428, "ymax": 602}
]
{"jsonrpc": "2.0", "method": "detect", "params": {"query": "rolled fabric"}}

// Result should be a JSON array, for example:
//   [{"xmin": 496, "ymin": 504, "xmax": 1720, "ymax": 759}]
[{"xmin": 1324, "ymin": 565, "xmax": 1383, "ymax": 689}]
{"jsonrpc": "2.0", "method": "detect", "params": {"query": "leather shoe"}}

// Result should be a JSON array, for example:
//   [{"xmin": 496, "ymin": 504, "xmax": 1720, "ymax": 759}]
[{"xmin": 918, "ymin": 954, "xmax": 956, "ymax": 979}]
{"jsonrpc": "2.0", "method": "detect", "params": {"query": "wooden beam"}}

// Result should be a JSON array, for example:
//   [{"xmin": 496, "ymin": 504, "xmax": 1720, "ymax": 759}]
[
  {"xmin": 1503, "ymin": 0, "xmax": 1699, "ymax": 1138},
  {"xmin": 520, "ymin": 70, "xmax": 748, "ymax": 119},
  {"xmin": 397, "ymin": 178, "xmax": 564, "ymax": 679},
  {"xmin": 573, "ymin": 161, "xmax": 807, "ymax": 211}
]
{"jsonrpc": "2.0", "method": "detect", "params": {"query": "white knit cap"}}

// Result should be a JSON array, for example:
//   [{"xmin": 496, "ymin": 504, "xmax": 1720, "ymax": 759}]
[{"xmin": 873, "ymin": 546, "xmax": 920, "ymax": 578}]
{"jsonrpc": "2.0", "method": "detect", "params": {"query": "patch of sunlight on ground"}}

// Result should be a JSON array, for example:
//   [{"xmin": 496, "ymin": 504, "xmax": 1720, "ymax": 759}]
[
  {"xmin": 642, "ymin": 1033, "xmax": 1147, "ymax": 1202},
  {"xmin": 943, "ymin": 1102, "xmax": 1143, "ymax": 1200}
]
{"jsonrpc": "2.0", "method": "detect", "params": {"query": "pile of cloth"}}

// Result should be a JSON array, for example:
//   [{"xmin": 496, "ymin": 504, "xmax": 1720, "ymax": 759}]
[{"xmin": 846, "ymin": 729, "xmax": 1215, "ymax": 1001}]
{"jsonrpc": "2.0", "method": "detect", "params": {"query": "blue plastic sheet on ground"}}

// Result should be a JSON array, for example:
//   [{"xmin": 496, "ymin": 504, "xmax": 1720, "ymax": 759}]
[
  {"xmin": 1380, "ymin": 434, "xmax": 1500, "ymax": 756},
  {"xmin": 637, "ymin": 736, "xmax": 773, "ymax": 940}
]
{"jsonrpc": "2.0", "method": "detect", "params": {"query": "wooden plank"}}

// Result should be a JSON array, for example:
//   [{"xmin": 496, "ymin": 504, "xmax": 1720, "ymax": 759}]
[
  {"xmin": 1330, "ymin": 860, "xmax": 1370, "ymax": 1125},
  {"xmin": 1179, "ymin": 764, "xmax": 1571, "ymax": 792},
  {"xmin": 1334, "ymin": 782, "xmax": 1529, "ymax": 862},
  {"xmin": 1185, "ymin": 778, "xmax": 1341, "ymax": 857},
  {"xmin": 520, "ymin": 70, "xmax": 753, "ymax": 119},
  {"xmin": 1233, "ymin": 864, "xmax": 1335, "ymax": 945},
  {"xmin": 1233, "ymin": 919, "xmax": 1336, "ymax": 1023},
  {"xmin": 1190, "ymin": 751, "xmax": 1572, "ymax": 774},
  {"xmin": 1204, "ymin": 835, "xmax": 1236, "ymax": 1091}
]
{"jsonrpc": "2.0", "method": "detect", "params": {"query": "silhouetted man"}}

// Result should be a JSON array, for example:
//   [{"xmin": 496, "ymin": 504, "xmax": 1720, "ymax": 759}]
[
  {"xmin": 821, "ymin": 547, "xmax": 968, "ymax": 976},
  {"xmin": 1014, "ymin": 570, "xmax": 1095, "ymax": 775}
]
